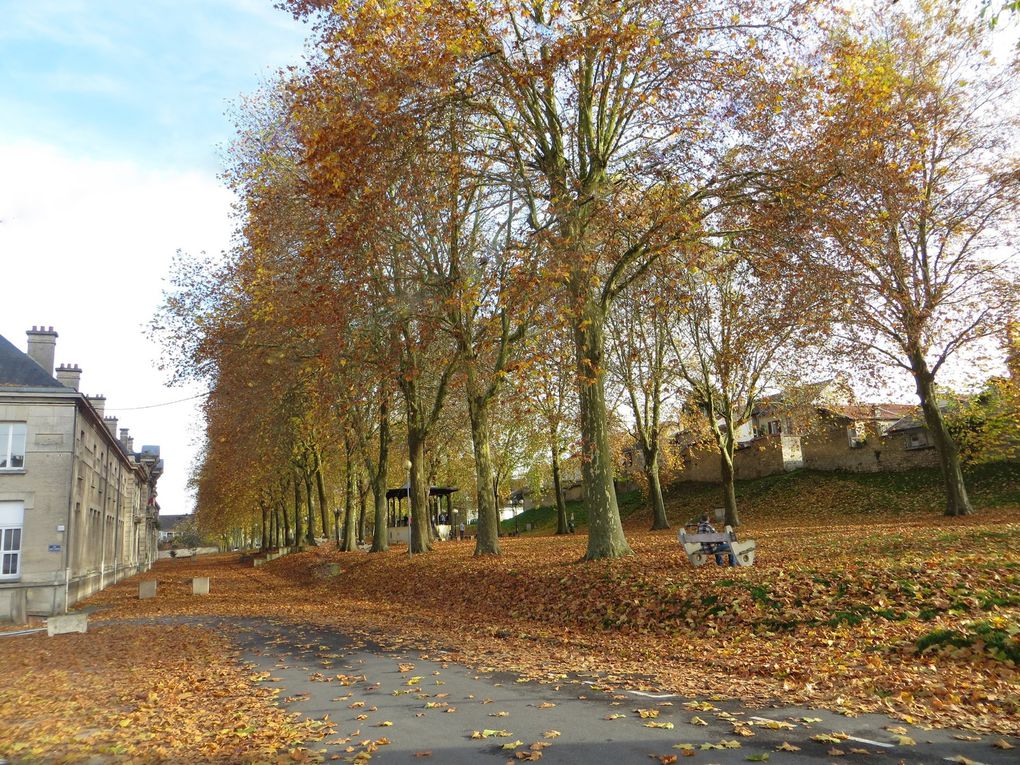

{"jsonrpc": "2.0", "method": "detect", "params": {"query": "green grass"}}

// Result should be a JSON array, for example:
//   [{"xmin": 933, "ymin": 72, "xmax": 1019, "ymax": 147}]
[
  {"xmin": 916, "ymin": 620, "xmax": 1020, "ymax": 664},
  {"xmin": 499, "ymin": 461, "xmax": 1018, "ymax": 533},
  {"xmin": 500, "ymin": 489, "xmax": 645, "ymax": 534},
  {"xmin": 651, "ymin": 460, "xmax": 1020, "ymax": 525}
]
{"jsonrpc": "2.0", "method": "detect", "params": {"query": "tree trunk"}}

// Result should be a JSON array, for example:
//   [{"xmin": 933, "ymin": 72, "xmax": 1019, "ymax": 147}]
[
  {"xmin": 408, "ymin": 428, "xmax": 432, "ymax": 554},
  {"xmin": 572, "ymin": 300, "xmax": 632, "ymax": 559},
  {"xmin": 260, "ymin": 503, "xmax": 269, "ymax": 552},
  {"xmin": 467, "ymin": 382, "xmax": 500, "ymax": 556},
  {"xmin": 281, "ymin": 496, "xmax": 291, "ymax": 547},
  {"xmin": 357, "ymin": 474, "xmax": 368, "ymax": 545},
  {"xmin": 341, "ymin": 452, "xmax": 358, "ymax": 552},
  {"xmin": 551, "ymin": 431, "xmax": 569, "ymax": 535},
  {"xmin": 315, "ymin": 461, "xmax": 329, "ymax": 542},
  {"xmin": 719, "ymin": 444, "xmax": 739, "ymax": 528},
  {"xmin": 911, "ymin": 355, "xmax": 973, "ymax": 516},
  {"xmin": 304, "ymin": 472, "xmax": 317, "ymax": 546},
  {"xmin": 644, "ymin": 446, "xmax": 669, "ymax": 530},
  {"xmin": 371, "ymin": 396, "xmax": 390, "ymax": 552},
  {"xmin": 293, "ymin": 476, "xmax": 303, "ymax": 548}
]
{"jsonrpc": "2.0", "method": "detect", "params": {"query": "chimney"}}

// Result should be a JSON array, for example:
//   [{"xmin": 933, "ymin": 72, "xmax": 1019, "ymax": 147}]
[
  {"xmin": 120, "ymin": 428, "xmax": 134, "ymax": 453},
  {"xmin": 87, "ymin": 394, "xmax": 106, "ymax": 418},
  {"xmin": 104, "ymin": 416, "xmax": 119, "ymax": 439},
  {"xmin": 55, "ymin": 364, "xmax": 82, "ymax": 391},
  {"xmin": 26, "ymin": 326, "xmax": 58, "ymax": 376}
]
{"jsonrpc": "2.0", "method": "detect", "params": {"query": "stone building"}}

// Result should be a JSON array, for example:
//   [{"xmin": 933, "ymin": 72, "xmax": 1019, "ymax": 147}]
[
  {"xmin": 0, "ymin": 327, "xmax": 162, "ymax": 623},
  {"xmin": 657, "ymin": 381, "xmax": 938, "ymax": 484}
]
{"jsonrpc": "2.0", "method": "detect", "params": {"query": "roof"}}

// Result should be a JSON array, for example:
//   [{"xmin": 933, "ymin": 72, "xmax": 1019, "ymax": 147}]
[
  {"xmin": 0, "ymin": 334, "xmax": 67, "ymax": 389},
  {"xmin": 822, "ymin": 403, "xmax": 918, "ymax": 422},
  {"xmin": 385, "ymin": 486, "xmax": 459, "ymax": 500},
  {"xmin": 886, "ymin": 413, "xmax": 927, "ymax": 433},
  {"xmin": 157, "ymin": 514, "xmax": 191, "ymax": 532}
]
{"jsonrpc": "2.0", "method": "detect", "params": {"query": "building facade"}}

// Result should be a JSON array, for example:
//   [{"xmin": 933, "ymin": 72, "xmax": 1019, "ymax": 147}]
[{"xmin": 0, "ymin": 327, "xmax": 162, "ymax": 623}]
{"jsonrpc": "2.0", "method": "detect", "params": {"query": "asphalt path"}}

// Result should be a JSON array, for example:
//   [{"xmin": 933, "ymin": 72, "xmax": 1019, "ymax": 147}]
[{"xmin": 205, "ymin": 618, "xmax": 1018, "ymax": 765}]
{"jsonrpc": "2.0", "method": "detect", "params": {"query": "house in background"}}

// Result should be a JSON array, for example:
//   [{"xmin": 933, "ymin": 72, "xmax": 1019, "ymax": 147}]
[
  {"xmin": 666, "ymin": 380, "xmax": 938, "ymax": 483},
  {"xmin": 0, "ymin": 327, "xmax": 163, "ymax": 623},
  {"xmin": 156, "ymin": 513, "xmax": 191, "ymax": 545}
]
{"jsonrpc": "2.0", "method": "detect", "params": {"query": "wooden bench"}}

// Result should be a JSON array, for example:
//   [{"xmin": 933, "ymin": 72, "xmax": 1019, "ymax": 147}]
[{"xmin": 679, "ymin": 526, "xmax": 757, "ymax": 567}]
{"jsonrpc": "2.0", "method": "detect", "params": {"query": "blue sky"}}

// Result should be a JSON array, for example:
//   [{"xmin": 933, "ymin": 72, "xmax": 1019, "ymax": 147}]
[
  {"xmin": 0, "ymin": 1, "xmax": 311, "ymax": 515},
  {"xmin": 0, "ymin": 0, "xmax": 308, "ymax": 170}
]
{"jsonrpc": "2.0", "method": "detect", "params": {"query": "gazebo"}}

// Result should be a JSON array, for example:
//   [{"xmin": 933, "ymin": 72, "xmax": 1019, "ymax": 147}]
[{"xmin": 384, "ymin": 485, "xmax": 459, "ymax": 542}]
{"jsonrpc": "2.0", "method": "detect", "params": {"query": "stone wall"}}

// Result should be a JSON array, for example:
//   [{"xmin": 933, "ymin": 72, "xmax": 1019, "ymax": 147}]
[
  {"xmin": 801, "ymin": 420, "xmax": 939, "ymax": 473},
  {"xmin": 676, "ymin": 428, "xmax": 938, "ymax": 484}
]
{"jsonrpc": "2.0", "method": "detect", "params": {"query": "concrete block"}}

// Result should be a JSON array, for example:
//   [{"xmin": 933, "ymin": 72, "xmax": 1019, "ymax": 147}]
[
  {"xmin": 192, "ymin": 577, "xmax": 210, "ymax": 595},
  {"xmin": 9, "ymin": 588, "xmax": 27, "ymax": 625},
  {"xmin": 253, "ymin": 558, "xmax": 265, "ymax": 567},
  {"xmin": 139, "ymin": 580, "xmax": 157, "ymax": 599},
  {"xmin": 47, "ymin": 612, "xmax": 88, "ymax": 636}
]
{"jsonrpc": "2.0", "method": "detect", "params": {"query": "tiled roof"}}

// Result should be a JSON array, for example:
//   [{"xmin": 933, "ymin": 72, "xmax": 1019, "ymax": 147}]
[
  {"xmin": 0, "ymin": 334, "xmax": 67, "ymax": 388},
  {"xmin": 823, "ymin": 403, "xmax": 918, "ymax": 421}
]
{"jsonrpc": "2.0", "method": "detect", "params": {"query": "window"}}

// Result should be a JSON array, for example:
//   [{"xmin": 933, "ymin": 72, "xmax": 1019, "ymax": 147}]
[
  {"xmin": 908, "ymin": 432, "xmax": 930, "ymax": 449},
  {"xmin": 0, "ymin": 501, "xmax": 24, "ymax": 580},
  {"xmin": 0, "ymin": 423, "xmax": 27, "ymax": 470},
  {"xmin": 847, "ymin": 421, "xmax": 867, "ymax": 448}
]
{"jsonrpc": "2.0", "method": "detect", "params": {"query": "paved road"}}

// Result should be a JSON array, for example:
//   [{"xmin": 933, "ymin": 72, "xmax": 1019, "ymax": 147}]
[{"xmin": 207, "ymin": 618, "xmax": 1017, "ymax": 765}]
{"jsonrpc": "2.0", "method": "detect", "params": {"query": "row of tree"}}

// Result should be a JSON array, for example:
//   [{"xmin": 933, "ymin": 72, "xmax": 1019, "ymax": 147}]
[{"xmin": 157, "ymin": 0, "xmax": 1018, "ymax": 559}]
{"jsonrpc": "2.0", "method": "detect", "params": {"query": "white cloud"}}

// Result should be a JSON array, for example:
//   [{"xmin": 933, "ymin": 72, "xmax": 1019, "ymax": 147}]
[{"xmin": 0, "ymin": 140, "xmax": 235, "ymax": 514}]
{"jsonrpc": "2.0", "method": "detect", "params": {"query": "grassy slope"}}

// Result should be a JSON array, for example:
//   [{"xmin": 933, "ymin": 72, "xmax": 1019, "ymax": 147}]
[{"xmin": 510, "ymin": 461, "xmax": 1020, "ymax": 533}]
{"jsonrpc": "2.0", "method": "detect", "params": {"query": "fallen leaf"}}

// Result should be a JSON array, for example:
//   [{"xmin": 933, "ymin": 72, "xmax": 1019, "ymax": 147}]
[
  {"xmin": 776, "ymin": 742, "xmax": 800, "ymax": 751},
  {"xmin": 745, "ymin": 754, "xmax": 769, "ymax": 762},
  {"xmin": 501, "ymin": 741, "xmax": 525, "ymax": 750},
  {"xmin": 645, "ymin": 722, "xmax": 675, "ymax": 729},
  {"xmin": 691, "ymin": 716, "xmax": 708, "ymax": 726},
  {"xmin": 543, "ymin": 731, "xmax": 560, "ymax": 739},
  {"xmin": 992, "ymin": 739, "xmax": 1014, "ymax": 750},
  {"xmin": 637, "ymin": 708, "xmax": 661, "ymax": 719},
  {"xmin": 515, "ymin": 751, "xmax": 542, "ymax": 761}
]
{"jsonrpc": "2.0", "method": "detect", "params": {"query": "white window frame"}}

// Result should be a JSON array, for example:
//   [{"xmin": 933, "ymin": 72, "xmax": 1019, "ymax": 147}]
[
  {"xmin": 0, "ymin": 422, "xmax": 27, "ymax": 471},
  {"xmin": 0, "ymin": 501, "xmax": 24, "ymax": 580}
]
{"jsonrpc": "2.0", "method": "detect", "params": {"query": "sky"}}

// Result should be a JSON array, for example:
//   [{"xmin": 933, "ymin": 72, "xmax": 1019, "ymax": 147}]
[{"xmin": 0, "ymin": 1, "xmax": 310, "ymax": 515}]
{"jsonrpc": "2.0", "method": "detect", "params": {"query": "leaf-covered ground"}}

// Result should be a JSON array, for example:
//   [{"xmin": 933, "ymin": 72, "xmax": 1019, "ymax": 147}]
[
  {"xmin": 0, "ymin": 624, "xmax": 329, "ymax": 763},
  {"xmin": 3, "ymin": 485, "xmax": 1018, "ymax": 762}
]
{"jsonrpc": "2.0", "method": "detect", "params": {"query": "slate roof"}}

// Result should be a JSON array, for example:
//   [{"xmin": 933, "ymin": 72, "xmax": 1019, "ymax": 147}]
[
  {"xmin": 157, "ymin": 514, "xmax": 191, "ymax": 533},
  {"xmin": 0, "ymin": 334, "xmax": 67, "ymax": 388}
]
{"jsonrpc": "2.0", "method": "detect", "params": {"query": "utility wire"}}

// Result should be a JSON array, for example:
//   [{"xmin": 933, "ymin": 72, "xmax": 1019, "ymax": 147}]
[{"xmin": 106, "ymin": 391, "xmax": 210, "ymax": 411}]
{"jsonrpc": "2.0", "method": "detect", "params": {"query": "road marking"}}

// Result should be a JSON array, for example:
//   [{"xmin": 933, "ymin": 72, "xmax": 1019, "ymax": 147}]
[
  {"xmin": 846, "ymin": 736, "xmax": 894, "ymax": 749},
  {"xmin": 627, "ymin": 690, "xmax": 680, "ymax": 699},
  {"xmin": 747, "ymin": 718, "xmax": 894, "ymax": 750},
  {"xmin": 578, "ymin": 680, "xmax": 678, "ymax": 699}
]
